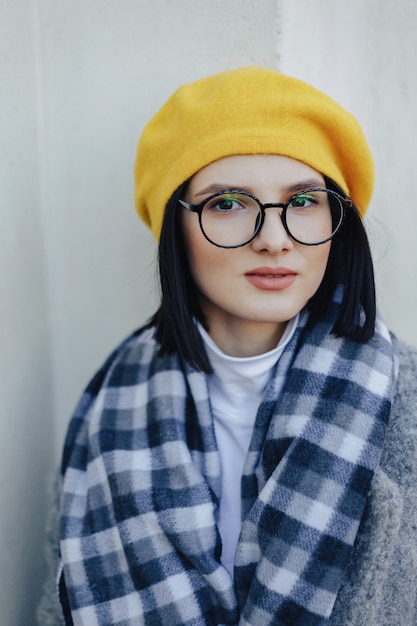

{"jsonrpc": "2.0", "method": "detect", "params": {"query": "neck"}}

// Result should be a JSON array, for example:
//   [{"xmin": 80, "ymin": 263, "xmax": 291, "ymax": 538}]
[{"xmin": 202, "ymin": 312, "xmax": 287, "ymax": 358}]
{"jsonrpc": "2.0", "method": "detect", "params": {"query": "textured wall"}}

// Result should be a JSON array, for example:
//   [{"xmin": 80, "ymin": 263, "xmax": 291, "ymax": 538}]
[
  {"xmin": 1, "ymin": 0, "xmax": 417, "ymax": 623},
  {"xmin": 0, "ymin": 1, "xmax": 53, "ymax": 623}
]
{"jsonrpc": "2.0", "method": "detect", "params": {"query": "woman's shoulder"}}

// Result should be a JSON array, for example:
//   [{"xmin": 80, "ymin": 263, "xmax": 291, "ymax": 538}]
[
  {"xmin": 82, "ymin": 324, "xmax": 158, "ymax": 396},
  {"xmin": 61, "ymin": 325, "xmax": 160, "ymax": 469},
  {"xmin": 330, "ymin": 336, "xmax": 417, "ymax": 625}
]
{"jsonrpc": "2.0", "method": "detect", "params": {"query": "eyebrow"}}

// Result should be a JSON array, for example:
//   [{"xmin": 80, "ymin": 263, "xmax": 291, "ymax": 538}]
[
  {"xmin": 284, "ymin": 178, "xmax": 326, "ymax": 194},
  {"xmin": 193, "ymin": 178, "xmax": 325, "ymax": 198}
]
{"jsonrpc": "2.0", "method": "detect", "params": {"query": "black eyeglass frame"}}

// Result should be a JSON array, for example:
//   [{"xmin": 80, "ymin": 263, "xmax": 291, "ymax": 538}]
[{"xmin": 178, "ymin": 187, "xmax": 352, "ymax": 248}]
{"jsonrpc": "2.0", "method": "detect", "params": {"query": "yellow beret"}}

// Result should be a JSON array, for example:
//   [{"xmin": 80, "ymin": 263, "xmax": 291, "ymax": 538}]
[{"xmin": 134, "ymin": 66, "xmax": 374, "ymax": 240}]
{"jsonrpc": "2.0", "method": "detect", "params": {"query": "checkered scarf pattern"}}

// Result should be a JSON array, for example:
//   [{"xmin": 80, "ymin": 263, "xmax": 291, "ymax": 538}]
[{"xmin": 60, "ymin": 302, "xmax": 396, "ymax": 625}]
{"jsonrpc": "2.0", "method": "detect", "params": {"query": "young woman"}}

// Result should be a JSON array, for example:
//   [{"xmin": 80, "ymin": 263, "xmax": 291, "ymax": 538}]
[{"xmin": 39, "ymin": 67, "xmax": 417, "ymax": 625}]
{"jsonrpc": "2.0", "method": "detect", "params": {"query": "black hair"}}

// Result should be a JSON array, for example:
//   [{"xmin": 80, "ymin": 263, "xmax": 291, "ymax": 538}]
[
  {"xmin": 308, "ymin": 177, "xmax": 376, "ymax": 340},
  {"xmin": 148, "ymin": 177, "xmax": 376, "ymax": 373},
  {"xmin": 148, "ymin": 182, "xmax": 210, "ymax": 371}
]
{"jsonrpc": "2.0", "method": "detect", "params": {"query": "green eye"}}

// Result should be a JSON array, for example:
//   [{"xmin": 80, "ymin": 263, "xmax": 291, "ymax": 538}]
[
  {"xmin": 291, "ymin": 193, "xmax": 317, "ymax": 208},
  {"xmin": 217, "ymin": 197, "xmax": 236, "ymax": 210},
  {"xmin": 205, "ymin": 193, "xmax": 250, "ymax": 212}
]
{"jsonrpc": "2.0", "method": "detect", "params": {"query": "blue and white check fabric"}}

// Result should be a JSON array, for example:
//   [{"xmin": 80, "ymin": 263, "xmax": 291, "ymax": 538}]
[{"xmin": 60, "ymin": 302, "xmax": 396, "ymax": 625}]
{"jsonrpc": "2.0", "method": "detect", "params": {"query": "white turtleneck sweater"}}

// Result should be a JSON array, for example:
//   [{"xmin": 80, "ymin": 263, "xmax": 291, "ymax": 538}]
[{"xmin": 198, "ymin": 316, "xmax": 298, "ymax": 577}]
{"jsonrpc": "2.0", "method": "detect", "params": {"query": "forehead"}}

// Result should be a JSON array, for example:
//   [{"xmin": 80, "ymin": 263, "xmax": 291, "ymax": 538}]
[{"xmin": 187, "ymin": 154, "xmax": 325, "ymax": 193}]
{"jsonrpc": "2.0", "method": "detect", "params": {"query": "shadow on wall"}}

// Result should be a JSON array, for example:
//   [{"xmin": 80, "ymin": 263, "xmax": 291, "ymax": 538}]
[{"xmin": 1, "ymin": 2, "xmax": 55, "ymax": 623}]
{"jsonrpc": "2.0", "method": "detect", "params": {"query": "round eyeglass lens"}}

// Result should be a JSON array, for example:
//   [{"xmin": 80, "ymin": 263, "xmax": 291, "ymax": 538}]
[
  {"xmin": 200, "ymin": 192, "xmax": 261, "ymax": 247},
  {"xmin": 284, "ymin": 189, "xmax": 343, "ymax": 245}
]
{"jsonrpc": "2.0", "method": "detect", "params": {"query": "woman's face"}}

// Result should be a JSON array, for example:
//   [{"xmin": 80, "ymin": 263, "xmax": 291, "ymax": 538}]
[{"xmin": 182, "ymin": 154, "xmax": 331, "ymax": 357}]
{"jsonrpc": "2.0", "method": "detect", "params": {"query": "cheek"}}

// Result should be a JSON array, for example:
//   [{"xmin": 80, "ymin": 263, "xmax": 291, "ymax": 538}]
[
  {"xmin": 310, "ymin": 243, "xmax": 332, "ymax": 285},
  {"xmin": 186, "ymin": 238, "xmax": 228, "ymax": 286},
  {"xmin": 182, "ymin": 215, "xmax": 234, "ymax": 298}
]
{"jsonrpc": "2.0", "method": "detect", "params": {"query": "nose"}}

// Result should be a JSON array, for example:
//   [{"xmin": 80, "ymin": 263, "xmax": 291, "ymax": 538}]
[{"xmin": 251, "ymin": 206, "xmax": 294, "ymax": 253}]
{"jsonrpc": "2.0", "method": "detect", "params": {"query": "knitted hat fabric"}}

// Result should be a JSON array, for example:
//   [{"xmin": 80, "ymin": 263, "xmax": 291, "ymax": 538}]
[{"xmin": 134, "ymin": 66, "xmax": 374, "ymax": 240}]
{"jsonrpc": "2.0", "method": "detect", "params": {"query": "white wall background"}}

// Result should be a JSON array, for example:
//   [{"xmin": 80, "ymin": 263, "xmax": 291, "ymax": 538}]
[{"xmin": 1, "ymin": 1, "xmax": 416, "ymax": 623}]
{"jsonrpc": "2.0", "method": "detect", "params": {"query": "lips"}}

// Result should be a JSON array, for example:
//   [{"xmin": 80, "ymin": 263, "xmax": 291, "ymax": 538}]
[{"xmin": 245, "ymin": 267, "xmax": 297, "ymax": 290}]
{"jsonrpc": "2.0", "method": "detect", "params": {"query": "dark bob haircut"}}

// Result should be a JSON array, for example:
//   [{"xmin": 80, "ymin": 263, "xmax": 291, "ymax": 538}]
[{"xmin": 149, "ymin": 177, "xmax": 376, "ymax": 373}]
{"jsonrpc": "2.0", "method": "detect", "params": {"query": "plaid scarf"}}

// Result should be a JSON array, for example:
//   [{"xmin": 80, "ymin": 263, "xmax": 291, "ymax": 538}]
[{"xmin": 60, "ymin": 302, "xmax": 396, "ymax": 625}]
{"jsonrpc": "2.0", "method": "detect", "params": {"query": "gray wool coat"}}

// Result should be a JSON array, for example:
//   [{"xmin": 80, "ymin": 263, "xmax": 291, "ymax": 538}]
[{"xmin": 37, "ymin": 339, "xmax": 417, "ymax": 625}]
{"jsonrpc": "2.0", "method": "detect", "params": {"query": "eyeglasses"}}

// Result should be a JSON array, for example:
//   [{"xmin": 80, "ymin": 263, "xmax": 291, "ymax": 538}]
[{"xmin": 179, "ymin": 188, "xmax": 352, "ymax": 248}]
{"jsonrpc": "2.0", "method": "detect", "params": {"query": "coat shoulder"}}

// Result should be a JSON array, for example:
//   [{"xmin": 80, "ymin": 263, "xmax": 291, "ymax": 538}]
[{"xmin": 330, "ymin": 337, "xmax": 417, "ymax": 625}]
